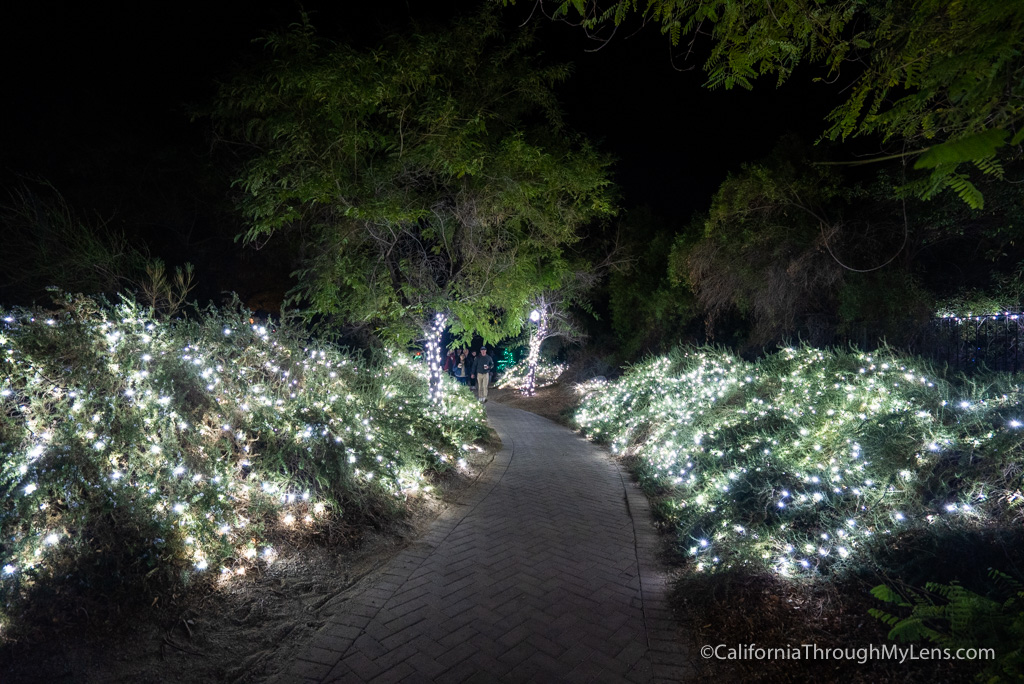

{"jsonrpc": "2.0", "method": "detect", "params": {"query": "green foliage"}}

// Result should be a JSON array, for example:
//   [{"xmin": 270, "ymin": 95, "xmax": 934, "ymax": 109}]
[
  {"xmin": 0, "ymin": 294, "xmax": 486, "ymax": 636},
  {"xmin": 935, "ymin": 266, "xmax": 1024, "ymax": 319},
  {"xmin": 674, "ymin": 137, "xmax": 848, "ymax": 344},
  {"xmin": 659, "ymin": 141, "xmax": 1024, "ymax": 347},
  {"xmin": 915, "ymin": 131, "xmax": 1010, "ymax": 172},
  {"xmin": 607, "ymin": 208, "xmax": 698, "ymax": 360},
  {"xmin": 837, "ymin": 270, "xmax": 933, "ymax": 343},
  {"xmin": 575, "ymin": 344, "xmax": 1024, "ymax": 577},
  {"xmin": 209, "ymin": 9, "xmax": 615, "ymax": 345},
  {"xmin": 507, "ymin": 0, "xmax": 1024, "ymax": 206},
  {"xmin": 912, "ymin": 129, "xmax": 1011, "ymax": 210},
  {"xmin": 870, "ymin": 570, "xmax": 1024, "ymax": 682}
]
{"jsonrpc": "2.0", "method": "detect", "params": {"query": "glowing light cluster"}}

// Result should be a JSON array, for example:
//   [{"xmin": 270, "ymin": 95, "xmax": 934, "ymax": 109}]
[
  {"xmin": 495, "ymin": 359, "xmax": 567, "ymax": 393},
  {"xmin": 522, "ymin": 309, "xmax": 548, "ymax": 396},
  {"xmin": 576, "ymin": 346, "xmax": 1024, "ymax": 577},
  {"xmin": 425, "ymin": 312, "xmax": 447, "ymax": 405},
  {"xmin": 0, "ymin": 299, "xmax": 487, "ymax": 631}
]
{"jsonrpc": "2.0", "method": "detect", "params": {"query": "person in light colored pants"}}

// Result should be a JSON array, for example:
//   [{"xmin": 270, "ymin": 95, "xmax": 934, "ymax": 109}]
[{"xmin": 472, "ymin": 347, "xmax": 494, "ymax": 402}]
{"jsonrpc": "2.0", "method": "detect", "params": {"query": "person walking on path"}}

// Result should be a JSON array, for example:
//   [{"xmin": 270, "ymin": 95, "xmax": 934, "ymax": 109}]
[
  {"xmin": 453, "ymin": 349, "xmax": 468, "ymax": 385},
  {"xmin": 442, "ymin": 349, "xmax": 459, "ymax": 378},
  {"xmin": 472, "ymin": 347, "xmax": 494, "ymax": 402},
  {"xmin": 467, "ymin": 350, "xmax": 478, "ymax": 389}
]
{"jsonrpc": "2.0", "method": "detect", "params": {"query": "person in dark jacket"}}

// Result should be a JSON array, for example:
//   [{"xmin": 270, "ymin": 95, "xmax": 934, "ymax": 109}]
[
  {"xmin": 472, "ymin": 347, "xmax": 495, "ymax": 403},
  {"xmin": 468, "ymin": 350, "xmax": 478, "ymax": 389}
]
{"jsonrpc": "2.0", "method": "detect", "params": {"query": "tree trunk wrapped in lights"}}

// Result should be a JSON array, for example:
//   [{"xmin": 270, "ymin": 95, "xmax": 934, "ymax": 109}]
[
  {"xmin": 524, "ymin": 308, "xmax": 548, "ymax": 396},
  {"xmin": 425, "ymin": 312, "xmax": 447, "ymax": 404},
  {"xmin": 518, "ymin": 258, "xmax": 621, "ymax": 396}
]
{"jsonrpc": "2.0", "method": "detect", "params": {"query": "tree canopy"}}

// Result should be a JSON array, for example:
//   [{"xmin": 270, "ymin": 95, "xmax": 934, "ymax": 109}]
[
  {"xmin": 208, "ymin": 10, "xmax": 615, "ymax": 345},
  {"xmin": 503, "ymin": 0, "xmax": 1024, "ymax": 208},
  {"xmin": 659, "ymin": 137, "xmax": 1024, "ymax": 350},
  {"xmin": 673, "ymin": 136, "xmax": 849, "ymax": 344}
]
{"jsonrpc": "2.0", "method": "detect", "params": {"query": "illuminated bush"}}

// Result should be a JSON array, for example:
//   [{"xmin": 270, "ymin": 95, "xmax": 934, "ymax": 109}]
[
  {"xmin": 494, "ymin": 359, "xmax": 567, "ymax": 392},
  {"xmin": 0, "ymin": 295, "xmax": 486, "ymax": 634},
  {"xmin": 575, "ymin": 346, "xmax": 1024, "ymax": 576}
]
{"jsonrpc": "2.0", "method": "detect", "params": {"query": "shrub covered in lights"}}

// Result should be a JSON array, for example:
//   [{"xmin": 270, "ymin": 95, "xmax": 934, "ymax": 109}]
[
  {"xmin": 494, "ymin": 359, "xmax": 567, "ymax": 393},
  {"xmin": 575, "ymin": 346, "xmax": 1024, "ymax": 576},
  {"xmin": 0, "ymin": 295, "xmax": 486, "ymax": 633}
]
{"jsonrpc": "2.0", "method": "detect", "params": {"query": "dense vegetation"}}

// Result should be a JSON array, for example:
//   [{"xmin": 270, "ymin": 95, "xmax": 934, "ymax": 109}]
[
  {"xmin": 208, "ymin": 9, "xmax": 614, "ymax": 346},
  {"xmin": 603, "ymin": 142, "xmax": 1024, "ymax": 358},
  {"xmin": 3, "ymin": 4, "xmax": 1024, "ymax": 680},
  {"xmin": 577, "ymin": 345, "xmax": 1024, "ymax": 575},
  {"xmin": 0, "ymin": 295, "xmax": 487, "ymax": 637},
  {"xmin": 574, "ymin": 344, "xmax": 1024, "ymax": 678},
  {"xmin": 508, "ymin": 0, "xmax": 1024, "ymax": 209}
]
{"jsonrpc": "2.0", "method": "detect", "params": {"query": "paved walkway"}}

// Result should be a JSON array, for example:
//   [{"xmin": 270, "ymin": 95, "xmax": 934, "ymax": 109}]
[{"xmin": 278, "ymin": 401, "xmax": 692, "ymax": 683}]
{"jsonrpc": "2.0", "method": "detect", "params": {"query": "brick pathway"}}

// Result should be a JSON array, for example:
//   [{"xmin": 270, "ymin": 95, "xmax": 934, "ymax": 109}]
[{"xmin": 277, "ymin": 401, "xmax": 693, "ymax": 683}]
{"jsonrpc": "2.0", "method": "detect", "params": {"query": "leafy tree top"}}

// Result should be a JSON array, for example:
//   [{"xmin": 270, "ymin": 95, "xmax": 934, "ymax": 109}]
[
  {"xmin": 208, "ymin": 9, "xmax": 615, "ymax": 344},
  {"xmin": 503, "ymin": 0, "xmax": 1024, "ymax": 207}
]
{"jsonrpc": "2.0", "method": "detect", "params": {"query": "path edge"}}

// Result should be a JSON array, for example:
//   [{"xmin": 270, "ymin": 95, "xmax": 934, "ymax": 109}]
[{"xmin": 274, "ymin": 430, "xmax": 515, "ymax": 683}]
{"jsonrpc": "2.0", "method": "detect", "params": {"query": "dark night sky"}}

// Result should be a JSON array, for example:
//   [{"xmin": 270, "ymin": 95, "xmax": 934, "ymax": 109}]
[{"xmin": 0, "ymin": 1, "xmax": 838, "ymax": 300}]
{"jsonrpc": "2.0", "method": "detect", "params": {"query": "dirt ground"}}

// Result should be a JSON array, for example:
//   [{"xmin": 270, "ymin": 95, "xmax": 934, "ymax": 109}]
[
  {"xmin": 0, "ymin": 429, "xmax": 502, "ymax": 684},
  {"xmin": 486, "ymin": 384, "xmax": 578, "ymax": 426}
]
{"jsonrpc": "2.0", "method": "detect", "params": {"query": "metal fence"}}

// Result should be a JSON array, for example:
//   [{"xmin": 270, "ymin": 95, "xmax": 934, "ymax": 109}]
[
  {"xmin": 919, "ymin": 313, "xmax": 1024, "ymax": 374},
  {"xmin": 794, "ymin": 313, "xmax": 1024, "ymax": 374}
]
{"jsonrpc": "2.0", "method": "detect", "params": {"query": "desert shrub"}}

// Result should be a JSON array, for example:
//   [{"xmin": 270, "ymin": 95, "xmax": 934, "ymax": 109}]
[
  {"xmin": 0, "ymin": 294, "xmax": 486, "ymax": 635},
  {"xmin": 575, "ymin": 345, "xmax": 1024, "ymax": 576}
]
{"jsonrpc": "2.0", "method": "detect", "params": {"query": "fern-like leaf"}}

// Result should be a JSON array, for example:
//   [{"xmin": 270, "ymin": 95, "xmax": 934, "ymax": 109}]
[
  {"xmin": 973, "ymin": 156, "xmax": 1004, "ymax": 179},
  {"xmin": 871, "ymin": 584, "xmax": 905, "ymax": 604},
  {"xmin": 914, "ymin": 128, "xmax": 1009, "ymax": 170},
  {"xmin": 945, "ymin": 173, "xmax": 985, "ymax": 210}
]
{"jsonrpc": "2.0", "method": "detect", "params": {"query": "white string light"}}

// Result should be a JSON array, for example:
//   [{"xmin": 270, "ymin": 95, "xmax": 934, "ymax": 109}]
[
  {"xmin": 523, "ymin": 307, "xmax": 548, "ymax": 396},
  {"xmin": 576, "ymin": 346, "xmax": 1021, "ymax": 576},
  {"xmin": 0, "ymin": 300, "xmax": 487, "ymax": 615}
]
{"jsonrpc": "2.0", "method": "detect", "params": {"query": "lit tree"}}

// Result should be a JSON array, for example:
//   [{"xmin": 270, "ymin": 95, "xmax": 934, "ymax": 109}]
[
  {"xmin": 523, "ymin": 297, "xmax": 551, "ymax": 396},
  {"xmin": 208, "ymin": 10, "xmax": 615, "ymax": 402},
  {"xmin": 519, "ymin": 250, "xmax": 622, "ymax": 395}
]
